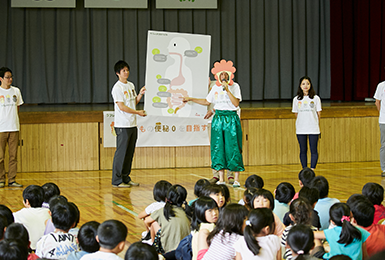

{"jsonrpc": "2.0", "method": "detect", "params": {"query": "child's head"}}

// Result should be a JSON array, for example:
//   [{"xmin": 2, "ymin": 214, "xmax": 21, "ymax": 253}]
[
  {"xmin": 0, "ymin": 239, "xmax": 28, "ymax": 260},
  {"xmin": 298, "ymin": 186, "xmax": 319, "ymax": 207},
  {"xmin": 51, "ymin": 200, "xmax": 74, "ymax": 232},
  {"xmin": 97, "ymin": 220, "xmax": 127, "ymax": 253},
  {"xmin": 287, "ymin": 224, "xmax": 315, "ymax": 259},
  {"xmin": 41, "ymin": 182, "xmax": 60, "ymax": 205},
  {"xmin": 207, "ymin": 204, "xmax": 248, "ymax": 245},
  {"xmin": 219, "ymin": 184, "xmax": 230, "ymax": 205},
  {"xmin": 362, "ymin": 182, "xmax": 384, "ymax": 206},
  {"xmin": 191, "ymin": 196, "xmax": 219, "ymax": 231},
  {"xmin": 310, "ymin": 176, "xmax": 329, "ymax": 199},
  {"xmin": 4, "ymin": 223, "xmax": 29, "ymax": 250},
  {"xmin": 329, "ymin": 203, "xmax": 361, "ymax": 246},
  {"xmin": 348, "ymin": 200, "xmax": 375, "ymax": 228},
  {"xmin": 153, "ymin": 180, "xmax": 172, "ymax": 202},
  {"xmin": 244, "ymin": 174, "xmax": 264, "ymax": 189},
  {"xmin": 125, "ymin": 241, "xmax": 158, "ymax": 260},
  {"xmin": 243, "ymin": 187, "xmax": 258, "ymax": 210},
  {"xmin": 164, "ymin": 184, "xmax": 188, "ymax": 221},
  {"xmin": 0, "ymin": 205, "xmax": 14, "ymax": 227},
  {"xmin": 193, "ymin": 179, "xmax": 209, "ymax": 198},
  {"xmin": 243, "ymin": 208, "xmax": 275, "ymax": 256},
  {"xmin": 275, "ymin": 182, "xmax": 295, "ymax": 204},
  {"xmin": 289, "ymin": 198, "xmax": 313, "ymax": 225},
  {"xmin": 0, "ymin": 67, "xmax": 12, "ymax": 79},
  {"xmin": 22, "ymin": 185, "xmax": 44, "ymax": 208},
  {"xmin": 78, "ymin": 221, "xmax": 100, "ymax": 253},
  {"xmin": 298, "ymin": 168, "xmax": 315, "ymax": 187},
  {"xmin": 200, "ymin": 184, "xmax": 225, "ymax": 208},
  {"xmin": 251, "ymin": 189, "xmax": 274, "ymax": 210},
  {"xmin": 68, "ymin": 202, "xmax": 80, "ymax": 229},
  {"xmin": 114, "ymin": 60, "xmax": 130, "ymax": 76},
  {"xmin": 48, "ymin": 195, "xmax": 68, "ymax": 209}
]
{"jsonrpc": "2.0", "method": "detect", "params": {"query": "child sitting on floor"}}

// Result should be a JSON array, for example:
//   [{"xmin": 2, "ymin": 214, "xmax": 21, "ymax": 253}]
[{"xmin": 362, "ymin": 182, "xmax": 385, "ymax": 224}]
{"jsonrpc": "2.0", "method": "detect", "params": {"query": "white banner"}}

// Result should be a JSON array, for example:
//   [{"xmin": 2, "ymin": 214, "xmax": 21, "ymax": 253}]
[
  {"xmin": 144, "ymin": 30, "xmax": 211, "ymax": 118},
  {"xmin": 103, "ymin": 112, "xmax": 209, "ymax": 147}
]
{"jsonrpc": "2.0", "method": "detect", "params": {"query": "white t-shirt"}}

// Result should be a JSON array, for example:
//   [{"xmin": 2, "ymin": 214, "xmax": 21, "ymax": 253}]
[
  {"xmin": 13, "ymin": 207, "xmax": 50, "ymax": 250},
  {"xmin": 145, "ymin": 201, "xmax": 166, "ymax": 215},
  {"xmin": 292, "ymin": 95, "xmax": 322, "ymax": 134},
  {"xmin": 80, "ymin": 251, "xmax": 123, "ymax": 260},
  {"xmin": 0, "ymin": 86, "xmax": 23, "ymax": 132},
  {"xmin": 234, "ymin": 234, "xmax": 280, "ymax": 260},
  {"xmin": 206, "ymin": 82, "xmax": 242, "ymax": 111},
  {"xmin": 374, "ymin": 81, "xmax": 385, "ymax": 124},
  {"xmin": 111, "ymin": 80, "xmax": 137, "ymax": 128},
  {"xmin": 36, "ymin": 231, "xmax": 78, "ymax": 259}
]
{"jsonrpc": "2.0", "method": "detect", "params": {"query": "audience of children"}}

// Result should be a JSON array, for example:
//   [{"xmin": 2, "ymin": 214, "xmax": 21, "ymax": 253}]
[
  {"xmin": 250, "ymin": 188, "xmax": 285, "ymax": 237},
  {"xmin": 234, "ymin": 207, "xmax": 281, "ymax": 260},
  {"xmin": 3, "ymin": 172, "xmax": 385, "ymax": 260},
  {"xmin": 314, "ymin": 203, "xmax": 370, "ymax": 260},
  {"xmin": 144, "ymin": 184, "xmax": 191, "ymax": 254},
  {"xmin": 191, "ymin": 196, "xmax": 219, "ymax": 260},
  {"xmin": 273, "ymin": 182, "xmax": 295, "ymax": 222},
  {"xmin": 197, "ymin": 203, "xmax": 248, "ymax": 260},
  {"xmin": 347, "ymin": 194, "xmax": 385, "ymax": 257},
  {"xmin": 362, "ymin": 183, "xmax": 385, "ymax": 224},
  {"xmin": 310, "ymin": 176, "xmax": 340, "ymax": 230},
  {"xmin": 13, "ymin": 184, "xmax": 51, "ymax": 250}
]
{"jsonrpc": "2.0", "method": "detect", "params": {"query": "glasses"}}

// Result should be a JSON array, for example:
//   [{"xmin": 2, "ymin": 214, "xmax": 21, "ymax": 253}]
[{"xmin": 4, "ymin": 76, "xmax": 13, "ymax": 79}]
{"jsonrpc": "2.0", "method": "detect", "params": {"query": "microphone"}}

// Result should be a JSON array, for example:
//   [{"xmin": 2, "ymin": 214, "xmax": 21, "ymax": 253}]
[{"xmin": 222, "ymin": 79, "xmax": 227, "ymax": 91}]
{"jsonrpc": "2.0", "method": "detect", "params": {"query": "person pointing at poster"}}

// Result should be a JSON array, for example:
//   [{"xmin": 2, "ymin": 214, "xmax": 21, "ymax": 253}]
[{"xmin": 183, "ymin": 60, "xmax": 244, "ymax": 188}]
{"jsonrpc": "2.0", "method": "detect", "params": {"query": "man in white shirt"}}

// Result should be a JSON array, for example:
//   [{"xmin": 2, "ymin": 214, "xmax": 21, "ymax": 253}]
[
  {"xmin": 111, "ymin": 60, "xmax": 146, "ymax": 188},
  {"xmin": 0, "ymin": 67, "xmax": 23, "ymax": 188},
  {"xmin": 374, "ymin": 80, "xmax": 385, "ymax": 177}
]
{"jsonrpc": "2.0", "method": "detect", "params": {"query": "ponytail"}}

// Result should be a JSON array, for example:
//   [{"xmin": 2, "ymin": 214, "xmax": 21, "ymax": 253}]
[
  {"xmin": 244, "ymin": 224, "xmax": 261, "ymax": 255},
  {"xmin": 329, "ymin": 203, "xmax": 361, "ymax": 246},
  {"xmin": 163, "ymin": 199, "xmax": 175, "ymax": 221},
  {"xmin": 163, "ymin": 185, "xmax": 188, "ymax": 221}
]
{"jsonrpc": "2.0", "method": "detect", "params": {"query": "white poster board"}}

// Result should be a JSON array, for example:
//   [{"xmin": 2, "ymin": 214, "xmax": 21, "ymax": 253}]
[
  {"xmin": 103, "ymin": 111, "xmax": 209, "ymax": 147},
  {"xmin": 144, "ymin": 30, "xmax": 211, "ymax": 118}
]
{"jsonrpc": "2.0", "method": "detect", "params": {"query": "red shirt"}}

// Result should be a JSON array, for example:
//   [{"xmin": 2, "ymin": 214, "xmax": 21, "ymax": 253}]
[
  {"xmin": 373, "ymin": 204, "xmax": 385, "ymax": 224},
  {"xmin": 363, "ymin": 224, "xmax": 385, "ymax": 256}
]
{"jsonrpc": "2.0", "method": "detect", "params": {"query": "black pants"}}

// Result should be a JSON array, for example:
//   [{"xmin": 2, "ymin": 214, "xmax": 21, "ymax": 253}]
[
  {"xmin": 297, "ymin": 134, "xmax": 319, "ymax": 169},
  {"xmin": 112, "ymin": 127, "xmax": 137, "ymax": 185}
]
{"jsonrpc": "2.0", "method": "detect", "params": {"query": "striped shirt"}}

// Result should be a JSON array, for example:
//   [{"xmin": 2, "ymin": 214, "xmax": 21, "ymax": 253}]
[{"xmin": 202, "ymin": 231, "xmax": 241, "ymax": 260}]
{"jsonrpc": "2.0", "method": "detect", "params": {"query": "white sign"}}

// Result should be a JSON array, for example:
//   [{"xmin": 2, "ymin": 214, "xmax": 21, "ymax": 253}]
[
  {"xmin": 156, "ymin": 0, "xmax": 217, "ymax": 9},
  {"xmin": 85, "ymin": 0, "xmax": 147, "ymax": 8},
  {"xmin": 103, "ymin": 112, "xmax": 209, "ymax": 147},
  {"xmin": 144, "ymin": 30, "xmax": 211, "ymax": 118},
  {"xmin": 12, "ymin": 0, "xmax": 76, "ymax": 8}
]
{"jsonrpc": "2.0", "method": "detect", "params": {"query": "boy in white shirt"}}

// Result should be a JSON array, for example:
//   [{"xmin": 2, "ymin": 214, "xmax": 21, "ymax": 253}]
[
  {"xmin": 0, "ymin": 67, "xmax": 24, "ymax": 188},
  {"xmin": 36, "ymin": 200, "xmax": 78, "ymax": 259},
  {"xmin": 81, "ymin": 219, "xmax": 128, "ymax": 260},
  {"xmin": 111, "ymin": 60, "xmax": 146, "ymax": 188},
  {"xmin": 13, "ymin": 184, "xmax": 50, "ymax": 250}
]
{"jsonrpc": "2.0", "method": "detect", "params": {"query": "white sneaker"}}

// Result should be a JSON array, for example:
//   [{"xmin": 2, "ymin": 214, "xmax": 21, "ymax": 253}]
[
  {"xmin": 233, "ymin": 181, "xmax": 241, "ymax": 188},
  {"xmin": 216, "ymin": 181, "xmax": 226, "ymax": 185},
  {"xmin": 142, "ymin": 239, "xmax": 153, "ymax": 246},
  {"xmin": 142, "ymin": 231, "xmax": 148, "ymax": 239}
]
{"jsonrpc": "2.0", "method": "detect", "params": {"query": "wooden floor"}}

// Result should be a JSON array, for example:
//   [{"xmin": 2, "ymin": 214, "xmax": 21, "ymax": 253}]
[{"xmin": 1, "ymin": 161, "xmax": 384, "ymax": 255}]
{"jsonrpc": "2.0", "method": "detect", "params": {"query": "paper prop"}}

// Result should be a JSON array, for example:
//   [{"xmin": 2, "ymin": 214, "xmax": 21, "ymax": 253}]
[{"xmin": 211, "ymin": 59, "xmax": 236, "ymax": 86}]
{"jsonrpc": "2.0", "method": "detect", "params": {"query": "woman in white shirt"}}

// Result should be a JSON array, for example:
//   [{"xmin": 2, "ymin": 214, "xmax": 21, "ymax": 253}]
[{"xmin": 292, "ymin": 77, "xmax": 322, "ymax": 170}]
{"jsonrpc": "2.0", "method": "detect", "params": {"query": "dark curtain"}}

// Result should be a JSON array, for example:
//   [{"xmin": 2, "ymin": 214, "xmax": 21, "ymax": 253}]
[
  {"xmin": 0, "ymin": 0, "xmax": 330, "ymax": 104},
  {"xmin": 330, "ymin": 0, "xmax": 385, "ymax": 101}
]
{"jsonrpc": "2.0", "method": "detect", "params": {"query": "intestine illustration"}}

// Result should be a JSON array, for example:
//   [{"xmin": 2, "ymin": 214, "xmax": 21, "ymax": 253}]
[{"xmin": 151, "ymin": 37, "xmax": 202, "ymax": 117}]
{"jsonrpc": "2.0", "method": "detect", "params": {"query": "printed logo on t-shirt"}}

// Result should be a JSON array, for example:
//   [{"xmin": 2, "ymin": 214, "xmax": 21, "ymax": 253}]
[
  {"xmin": 214, "ymin": 92, "xmax": 218, "ymax": 100},
  {"xmin": 298, "ymin": 101, "xmax": 302, "ymax": 109},
  {"xmin": 6, "ymin": 95, "xmax": 10, "ymax": 103},
  {"xmin": 0, "ymin": 96, "xmax": 4, "ymax": 104},
  {"xmin": 310, "ymin": 101, "xmax": 315, "ymax": 108},
  {"xmin": 12, "ymin": 95, "xmax": 17, "ymax": 103},
  {"xmin": 124, "ymin": 91, "xmax": 129, "ymax": 99}
]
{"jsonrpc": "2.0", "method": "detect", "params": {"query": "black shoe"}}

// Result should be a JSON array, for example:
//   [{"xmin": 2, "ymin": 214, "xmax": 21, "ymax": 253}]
[{"xmin": 8, "ymin": 182, "xmax": 23, "ymax": 187}]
